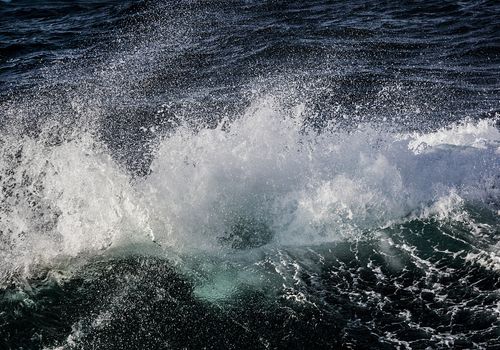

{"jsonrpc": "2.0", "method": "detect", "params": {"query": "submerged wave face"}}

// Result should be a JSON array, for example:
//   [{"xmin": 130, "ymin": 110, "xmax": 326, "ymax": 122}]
[{"xmin": 1, "ymin": 0, "xmax": 500, "ymax": 349}]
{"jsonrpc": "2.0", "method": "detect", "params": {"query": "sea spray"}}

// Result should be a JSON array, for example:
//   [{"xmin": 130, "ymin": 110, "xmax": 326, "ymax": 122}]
[{"xmin": 1, "ymin": 98, "xmax": 498, "ymax": 284}]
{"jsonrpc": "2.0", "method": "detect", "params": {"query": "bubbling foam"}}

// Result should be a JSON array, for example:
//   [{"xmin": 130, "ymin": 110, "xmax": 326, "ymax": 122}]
[
  {"xmin": 0, "ymin": 130, "xmax": 151, "ymax": 280},
  {"xmin": 0, "ymin": 97, "xmax": 498, "ymax": 280},
  {"xmin": 142, "ymin": 97, "xmax": 499, "ymax": 248}
]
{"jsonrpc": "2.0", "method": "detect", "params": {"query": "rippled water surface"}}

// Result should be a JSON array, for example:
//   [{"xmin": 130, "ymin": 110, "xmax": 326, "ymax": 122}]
[{"xmin": 0, "ymin": 1, "xmax": 499, "ymax": 349}]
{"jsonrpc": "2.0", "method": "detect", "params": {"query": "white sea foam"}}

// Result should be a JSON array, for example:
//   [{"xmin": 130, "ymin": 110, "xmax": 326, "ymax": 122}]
[
  {"xmin": 142, "ymin": 98, "xmax": 499, "ymax": 248},
  {"xmin": 0, "ymin": 131, "xmax": 151, "ymax": 280},
  {"xmin": 0, "ymin": 97, "xmax": 498, "ymax": 280}
]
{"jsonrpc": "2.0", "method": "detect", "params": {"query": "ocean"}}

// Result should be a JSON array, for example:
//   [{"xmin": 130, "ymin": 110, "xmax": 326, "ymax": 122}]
[{"xmin": 0, "ymin": 0, "xmax": 499, "ymax": 349}]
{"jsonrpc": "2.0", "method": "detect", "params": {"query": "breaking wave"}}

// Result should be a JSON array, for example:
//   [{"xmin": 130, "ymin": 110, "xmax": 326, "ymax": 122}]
[{"xmin": 1, "ymin": 96, "xmax": 498, "ymax": 282}]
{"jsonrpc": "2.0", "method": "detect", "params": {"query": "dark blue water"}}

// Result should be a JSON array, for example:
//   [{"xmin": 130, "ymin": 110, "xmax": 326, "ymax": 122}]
[{"xmin": 0, "ymin": 1, "xmax": 499, "ymax": 349}]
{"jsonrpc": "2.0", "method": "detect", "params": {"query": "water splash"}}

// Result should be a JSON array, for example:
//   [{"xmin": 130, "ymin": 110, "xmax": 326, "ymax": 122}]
[{"xmin": 0, "ymin": 96, "xmax": 498, "ymax": 282}]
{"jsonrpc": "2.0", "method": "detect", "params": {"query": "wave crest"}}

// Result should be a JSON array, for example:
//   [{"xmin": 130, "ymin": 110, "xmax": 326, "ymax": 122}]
[{"xmin": 0, "ymin": 98, "xmax": 498, "ymax": 280}]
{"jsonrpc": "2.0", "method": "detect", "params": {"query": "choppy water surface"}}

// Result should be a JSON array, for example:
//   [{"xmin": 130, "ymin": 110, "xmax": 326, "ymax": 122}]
[{"xmin": 0, "ymin": 1, "xmax": 499, "ymax": 349}]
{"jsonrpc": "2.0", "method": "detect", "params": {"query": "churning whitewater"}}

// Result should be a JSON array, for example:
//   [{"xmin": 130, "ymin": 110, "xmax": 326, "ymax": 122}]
[
  {"xmin": 1, "ymin": 0, "xmax": 499, "ymax": 349},
  {"xmin": 1, "ymin": 96, "xmax": 500, "ymax": 349},
  {"xmin": 1, "ymin": 100, "xmax": 498, "ymax": 278}
]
